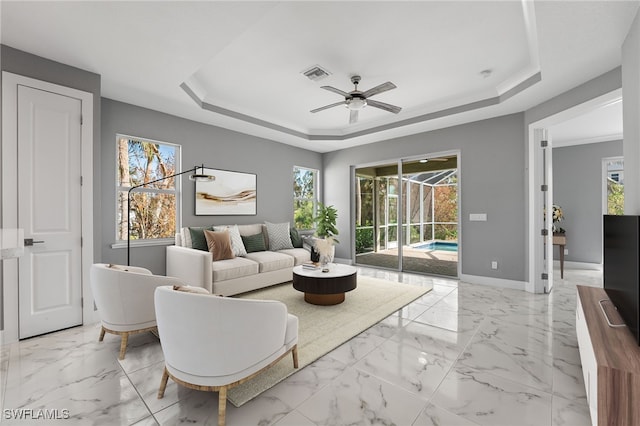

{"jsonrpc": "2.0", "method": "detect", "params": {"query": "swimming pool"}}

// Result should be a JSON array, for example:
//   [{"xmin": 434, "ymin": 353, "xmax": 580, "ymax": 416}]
[{"xmin": 414, "ymin": 241, "xmax": 459, "ymax": 252}]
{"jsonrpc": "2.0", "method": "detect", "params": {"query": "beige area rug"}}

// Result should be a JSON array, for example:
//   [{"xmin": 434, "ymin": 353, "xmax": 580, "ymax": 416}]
[{"xmin": 228, "ymin": 275, "xmax": 431, "ymax": 407}]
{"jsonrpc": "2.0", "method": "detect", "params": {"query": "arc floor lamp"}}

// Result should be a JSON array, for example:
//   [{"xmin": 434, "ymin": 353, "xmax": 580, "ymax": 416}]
[{"xmin": 127, "ymin": 164, "xmax": 214, "ymax": 266}]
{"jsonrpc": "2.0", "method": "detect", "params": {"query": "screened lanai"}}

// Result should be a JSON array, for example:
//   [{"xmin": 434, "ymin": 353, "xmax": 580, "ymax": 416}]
[{"xmin": 354, "ymin": 156, "xmax": 458, "ymax": 277}]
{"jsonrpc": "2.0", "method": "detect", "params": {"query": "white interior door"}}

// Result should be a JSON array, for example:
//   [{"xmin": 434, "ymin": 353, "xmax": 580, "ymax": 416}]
[{"xmin": 17, "ymin": 85, "xmax": 83, "ymax": 339}]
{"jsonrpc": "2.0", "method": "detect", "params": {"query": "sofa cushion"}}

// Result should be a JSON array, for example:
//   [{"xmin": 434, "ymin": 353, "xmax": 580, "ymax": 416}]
[
  {"xmin": 265, "ymin": 222, "xmax": 294, "ymax": 251},
  {"xmin": 213, "ymin": 224, "xmax": 247, "ymax": 257},
  {"xmin": 211, "ymin": 257, "xmax": 259, "ymax": 282},
  {"xmin": 241, "ymin": 232, "xmax": 267, "ymax": 253},
  {"xmin": 189, "ymin": 226, "xmax": 213, "ymax": 251},
  {"xmin": 204, "ymin": 230, "xmax": 235, "ymax": 261},
  {"xmin": 245, "ymin": 251, "xmax": 294, "ymax": 273},
  {"xmin": 277, "ymin": 248, "xmax": 311, "ymax": 266}
]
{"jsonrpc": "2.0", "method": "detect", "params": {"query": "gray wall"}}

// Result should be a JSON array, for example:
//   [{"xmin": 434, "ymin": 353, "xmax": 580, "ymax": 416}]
[
  {"xmin": 324, "ymin": 113, "xmax": 526, "ymax": 282},
  {"xmin": 553, "ymin": 140, "xmax": 623, "ymax": 264},
  {"xmin": 101, "ymin": 98, "xmax": 322, "ymax": 274}
]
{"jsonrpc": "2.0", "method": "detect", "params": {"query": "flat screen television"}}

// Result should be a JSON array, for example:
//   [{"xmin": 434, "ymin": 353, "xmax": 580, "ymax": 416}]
[{"xmin": 603, "ymin": 214, "xmax": 640, "ymax": 345}]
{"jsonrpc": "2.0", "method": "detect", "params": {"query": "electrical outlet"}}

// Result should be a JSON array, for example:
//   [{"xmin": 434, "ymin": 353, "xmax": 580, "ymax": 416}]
[
  {"xmin": 564, "ymin": 249, "xmax": 569, "ymax": 255},
  {"xmin": 491, "ymin": 261, "xmax": 498, "ymax": 270}
]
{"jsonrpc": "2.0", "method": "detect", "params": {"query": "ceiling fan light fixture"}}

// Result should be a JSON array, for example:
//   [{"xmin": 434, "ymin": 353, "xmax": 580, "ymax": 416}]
[{"xmin": 346, "ymin": 97, "xmax": 367, "ymax": 110}]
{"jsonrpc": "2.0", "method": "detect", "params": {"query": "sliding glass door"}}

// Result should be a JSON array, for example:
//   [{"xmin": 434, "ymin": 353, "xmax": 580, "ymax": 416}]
[{"xmin": 355, "ymin": 156, "xmax": 458, "ymax": 276}]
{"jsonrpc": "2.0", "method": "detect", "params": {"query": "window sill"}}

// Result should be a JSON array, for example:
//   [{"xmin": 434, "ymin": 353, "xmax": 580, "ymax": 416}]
[{"xmin": 111, "ymin": 238, "xmax": 175, "ymax": 249}]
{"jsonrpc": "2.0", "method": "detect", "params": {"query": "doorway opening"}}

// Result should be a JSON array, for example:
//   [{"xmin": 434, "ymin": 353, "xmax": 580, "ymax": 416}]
[{"xmin": 354, "ymin": 155, "xmax": 458, "ymax": 277}]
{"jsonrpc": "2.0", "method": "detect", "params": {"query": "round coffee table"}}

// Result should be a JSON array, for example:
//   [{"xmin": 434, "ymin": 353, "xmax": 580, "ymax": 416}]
[{"xmin": 292, "ymin": 264, "xmax": 357, "ymax": 305}]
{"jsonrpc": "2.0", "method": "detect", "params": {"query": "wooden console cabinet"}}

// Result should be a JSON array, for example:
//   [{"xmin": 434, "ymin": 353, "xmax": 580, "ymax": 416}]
[{"xmin": 576, "ymin": 285, "xmax": 640, "ymax": 426}]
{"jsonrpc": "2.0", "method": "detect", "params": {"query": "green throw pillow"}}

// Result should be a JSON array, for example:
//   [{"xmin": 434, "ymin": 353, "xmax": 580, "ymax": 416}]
[
  {"xmin": 188, "ymin": 226, "xmax": 213, "ymax": 251},
  {"xmin": 290, "ymin": 228, "xmax": 303, "ymax": 248},
  {"xmin": 241, "ymin": 233, "xmax": 266, "ymax": 253}
]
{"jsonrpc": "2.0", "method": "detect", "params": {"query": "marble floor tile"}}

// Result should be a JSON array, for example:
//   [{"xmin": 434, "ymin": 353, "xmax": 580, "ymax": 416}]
[
  {"xmin": 126, "ymin": 360, "xmax": 199, "ymax": 414},
  {"xmin": 552, "ymin": 353, "xmax": 587, "ymax": 401},
  {"xmin": 413, "ymin": 304, "xmax": 485, "ymax": 334},
  {"xmin": 116, "ymin": 333, "xmax": 164, "ymax": 374},
  {"xmin": 273, "ymin": 410, "xmax": 317, "ymax": 426},
  {"xmin": 4, "ymin": 337, "xmax": 123, "ymax": 409},
  {"xmin": 262, "ymin": 355, "xmax": 348, "ymax": 408},
  {"xmin": 474, "ymin": 317, "xmax": 554, "ymax": 356},
  {"xmin": 364, "ymin": 313, "xmax": 412, "ymax": 339},
  {"xmin": 296, "ymin": 367, "xmax": 427, "ymax": 426},
  {"xmin": 390, "ymin": 320, "xmax": 474, "ymax": 362},
  {"xmin": 131, "ymin": 416, "xmax": 160, "ymax": 426},
  {"xmin": 413, "ymin": 402, "xmax": 481, "ymax": 426},
  {"xmin": 457, "ymin": 331, "xmax": 555, "ymax": 393},
  {"xmin": 355, "ymin": 339, "xmax": 454, "ymax": 400},
  {"xmin": 431, "ymin": 366, "xmax": 553, "ymax": 426},
  {"xmin": 9, "ymin": 372, "xmax": 152, "ymax": 425},
  {"xmin": 324, "ymin": 331, "xmax": 387, "ymax": 366},
  {"xmin": 552, "ymin": 394, "xmax": 591, "ymax": 426}
]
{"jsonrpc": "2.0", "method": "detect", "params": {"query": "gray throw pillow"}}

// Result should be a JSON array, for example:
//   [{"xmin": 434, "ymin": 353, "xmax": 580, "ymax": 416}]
[{"xmin": 265, "ymin": 222, "xmax": 294, "ymax": 251}]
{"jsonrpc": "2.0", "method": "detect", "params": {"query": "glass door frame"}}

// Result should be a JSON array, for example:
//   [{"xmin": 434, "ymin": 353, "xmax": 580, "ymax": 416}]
[{"xmin": 352, "ymin": 150, "xmax": 461, "ymax": 275}]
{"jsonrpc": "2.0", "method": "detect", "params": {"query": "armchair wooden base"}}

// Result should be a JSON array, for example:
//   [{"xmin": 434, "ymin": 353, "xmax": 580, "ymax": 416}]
[
  {"xmin": 157, "ymin": 344, "xmax": 298, "ymax": 426},
  {"xmin": 98, "ymin": 325, "xmax": 158, "ymax": 360}
]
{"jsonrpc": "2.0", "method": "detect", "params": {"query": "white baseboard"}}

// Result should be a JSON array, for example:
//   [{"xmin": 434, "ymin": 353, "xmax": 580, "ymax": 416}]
[
  {"xmin": 459, "ymin": 273, "xmax": 526, "ymax": 291},
  {"xmin": 555, "ymin": 260, "xmax": 602, "ymax": 271}
]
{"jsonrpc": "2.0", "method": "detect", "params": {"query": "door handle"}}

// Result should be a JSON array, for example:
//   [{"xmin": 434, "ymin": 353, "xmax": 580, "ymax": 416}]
[{"xmin": 24, "ymin": 238, "xmax": 45, "ymax": 247}]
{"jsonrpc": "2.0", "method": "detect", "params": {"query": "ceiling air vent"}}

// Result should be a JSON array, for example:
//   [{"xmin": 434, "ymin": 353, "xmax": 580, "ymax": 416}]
[{"xmin": 302, "ymin": 65, "xmax": 331, "ymax": 82}]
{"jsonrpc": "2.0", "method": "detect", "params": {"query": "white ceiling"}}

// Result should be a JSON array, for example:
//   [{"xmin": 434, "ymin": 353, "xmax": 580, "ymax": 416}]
[{"xmin": 1, "ymin": 1, "xmax": 637, "ymax": 153}]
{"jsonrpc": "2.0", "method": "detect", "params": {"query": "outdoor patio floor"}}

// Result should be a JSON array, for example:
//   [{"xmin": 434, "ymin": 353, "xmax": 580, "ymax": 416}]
[{"xmin": 356, "ymin": 246, "xmax": 458, "ymax": 277}]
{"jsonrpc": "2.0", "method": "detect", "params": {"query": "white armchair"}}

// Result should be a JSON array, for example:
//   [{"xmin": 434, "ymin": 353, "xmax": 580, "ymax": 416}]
[
  {"xmin": 154, "ymin": 286, "xmax": 298, "ymax": 426},
  {"xmin": 90, "ymin": 263, "xmax": 183, "ymax": 359}
]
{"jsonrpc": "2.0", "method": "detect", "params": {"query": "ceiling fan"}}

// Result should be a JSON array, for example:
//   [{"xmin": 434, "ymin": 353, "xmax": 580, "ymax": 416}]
[{"xmin": 310, "ymin": 75, "xmax": 402, "ymax": 124}]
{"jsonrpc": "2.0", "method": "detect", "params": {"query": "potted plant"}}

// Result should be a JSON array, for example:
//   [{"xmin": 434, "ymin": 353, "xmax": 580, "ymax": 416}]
[{"xmin": 313, "ymin": 203, "xmax": 339, "ymax": 265}]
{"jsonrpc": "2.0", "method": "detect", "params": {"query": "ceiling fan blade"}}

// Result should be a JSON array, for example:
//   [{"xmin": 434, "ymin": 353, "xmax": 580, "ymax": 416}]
[
  {"xmin": 321, "ymin": 86, "xmax": 349, "ymax": 97},
  {"xmin": 367, "ymin": 99, "xmax": 402, "ymax": 114},
  {"xmin": 349, "ymin": 110, "xmax": 359, "ymax": 124},
  {"xmin": 310, "ymin": 101, "xmax": 345, "ymax": 113},
  {"xmin": 362, "ymin": 81, "xmax": 397, "ymax": 98},
  {"xmin": 429, "ymin": 158, "xmax": 450, "ymax": 161}
]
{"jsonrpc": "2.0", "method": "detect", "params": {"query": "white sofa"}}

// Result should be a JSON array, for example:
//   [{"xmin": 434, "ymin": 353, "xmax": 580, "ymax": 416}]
[{"xmin": 166, "ymin": 224, "xmax": 310, "ymax": 296}]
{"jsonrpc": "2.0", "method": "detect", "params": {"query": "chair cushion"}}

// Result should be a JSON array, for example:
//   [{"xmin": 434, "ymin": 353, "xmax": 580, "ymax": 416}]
[
  {"xmin": 211, "ymin": 257, "xmax": 259, "ymax": 282},
  {"xmin": 265, "ymin": 222, "xmax": 294, "ymax": 251},
  {"xmin": 204, "ymin": 230, "xmax": 235, "ymax": 261},
  {"xmin": 241, "ymin": 232, "xmax": 267, "ymax": 253},
  {"xmin": 213, "ymin": 225, "xmax": 247, "ymax": 257},
  {"xmin": 245, "ymin": 251, "xmax": 294, "ymax": 273},
  {"xmin": 277, "ymin": 248, "xmax": 311, "ymax": 266}
]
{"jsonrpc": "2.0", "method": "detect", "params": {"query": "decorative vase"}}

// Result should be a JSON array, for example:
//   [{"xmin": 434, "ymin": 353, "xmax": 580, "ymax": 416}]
[{"xmin": 315, "ymin": 238, "xmax": 335, "ymax": 266}]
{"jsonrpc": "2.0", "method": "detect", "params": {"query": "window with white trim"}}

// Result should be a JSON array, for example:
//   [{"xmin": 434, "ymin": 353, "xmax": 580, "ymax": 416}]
[
  {"xmin": 116, "ymin": 135, "xmax": 181, "ymax": 242},
  {"xmin": 293, "ymin": 166, "xmax": 319, "ymax": 230}
]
